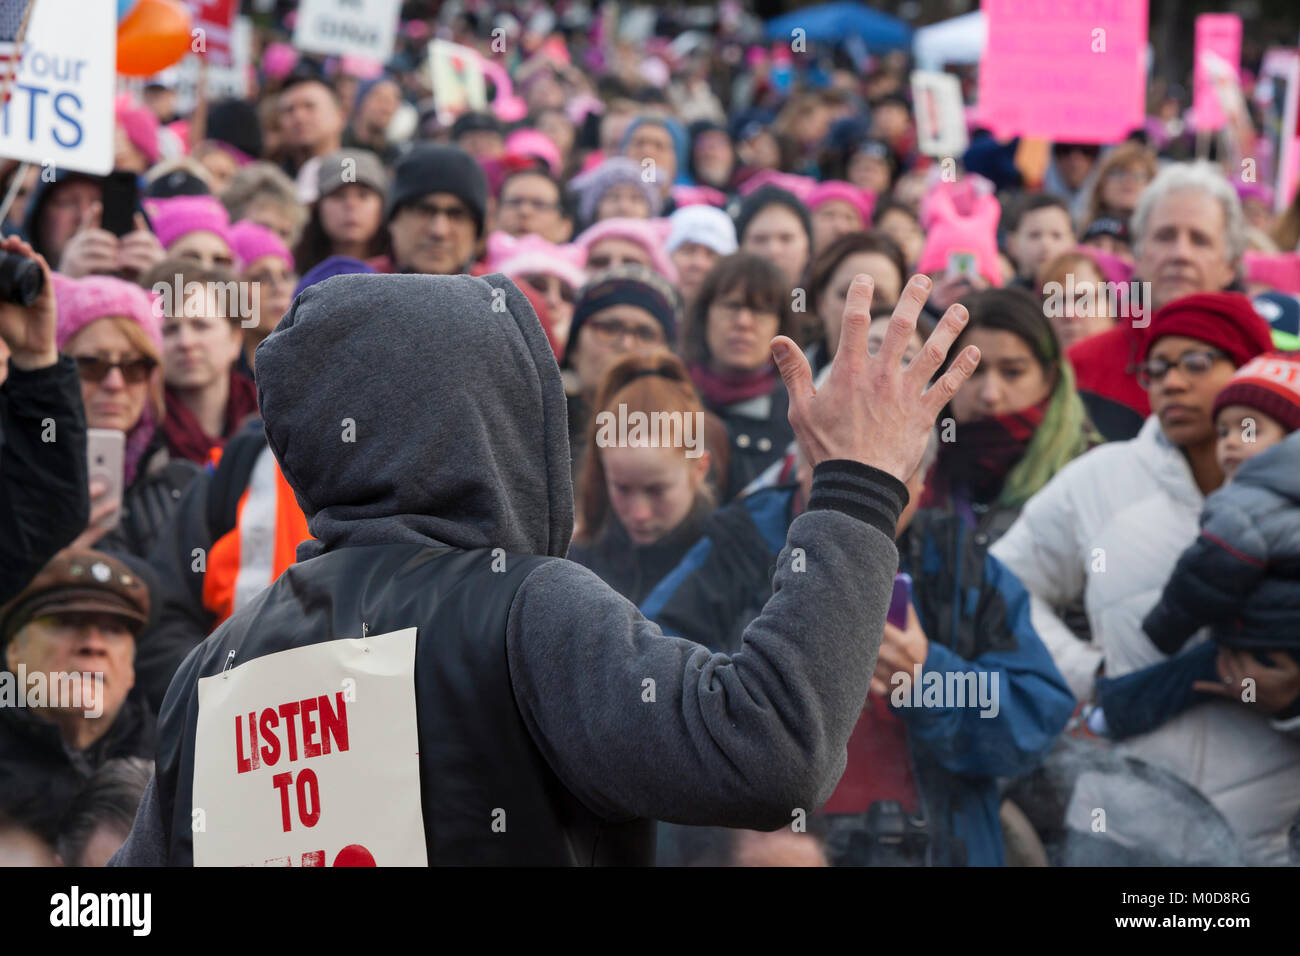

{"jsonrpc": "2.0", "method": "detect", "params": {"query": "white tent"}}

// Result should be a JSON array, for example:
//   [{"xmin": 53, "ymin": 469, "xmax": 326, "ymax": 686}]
[{"xmin": 913, "ymin": 10, "xmax": 986, "ymax": 71}]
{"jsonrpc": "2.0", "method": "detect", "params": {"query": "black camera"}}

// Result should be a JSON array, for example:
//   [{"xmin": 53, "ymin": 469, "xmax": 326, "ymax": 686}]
[{"xmin": 0, "ymin": 249, "xmax": 44, "ymax": 306}]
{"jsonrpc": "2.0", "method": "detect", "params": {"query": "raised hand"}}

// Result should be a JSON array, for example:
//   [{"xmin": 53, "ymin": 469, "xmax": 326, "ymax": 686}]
[{"xmin": 770, "ymin": 273, "xmax": 980, "ymax": 483}]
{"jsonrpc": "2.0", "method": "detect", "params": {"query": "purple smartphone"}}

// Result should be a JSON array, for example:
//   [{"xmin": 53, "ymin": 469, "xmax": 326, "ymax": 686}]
[{"xmin": 888, "ymin": 572, "xmax": 913, "ymax": 628}]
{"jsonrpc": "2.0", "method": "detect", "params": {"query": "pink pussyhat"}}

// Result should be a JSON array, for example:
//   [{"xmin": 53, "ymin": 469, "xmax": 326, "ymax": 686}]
[
  {"xmin": 229, "ymin": 220, "xmax": 294, "ymax": 273},
  {"xmin": 52, "ymin": 273, "xmax": 163, "ymax": 486},
  {"xmin": 736, "ymin": 168, "xmax": 817, "ymax": 200},
  {"xmin": 262, "ymin": 42, "xmax": 300, "ymax": 81},
  {"xmin": 915, "ymin": 184, "xmax": 1003, "ymax": 287},
  {"xmin": 143, "ymin": 195, "xmax": 232, "ymax": 252},
  {"xmin": 485, "ymin": 232, "xmax": 587, "ymax": 290},
  {"xmin": 804, "ymin": 181, "xmax": 876, "ymax": 226},
  {"xmin": 505, "ymin": 128, "xmax": 562, "ymax": 177},
  {"xmin": 574, "ymin": 217, "xmax": 678, "ymax": 283}
]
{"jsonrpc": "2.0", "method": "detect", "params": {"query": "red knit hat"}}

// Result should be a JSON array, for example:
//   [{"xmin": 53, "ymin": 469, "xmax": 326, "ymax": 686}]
[
  {"xmin": 1143, "ymin": 292, "xmax": 1275, "ymax": 367},
  {"xmin": 1212, "ymin": 351, "xmax": 1300, "ymax": 433}
]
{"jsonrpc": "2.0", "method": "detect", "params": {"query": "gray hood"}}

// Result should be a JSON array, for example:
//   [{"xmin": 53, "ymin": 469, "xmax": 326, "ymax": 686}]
[
  {"xmin": 1235, "ymin": 428, "xmax": 1300, "ymax": 503},
  {"xmin": 255, "ymin": 272, "xmax": 573, "ymax": 561}
]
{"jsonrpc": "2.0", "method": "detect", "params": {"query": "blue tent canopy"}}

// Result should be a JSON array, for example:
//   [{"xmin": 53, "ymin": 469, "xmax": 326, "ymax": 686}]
[{"xmin": 764, "ymin": 2, "xmax": 912, "ymax": 51}]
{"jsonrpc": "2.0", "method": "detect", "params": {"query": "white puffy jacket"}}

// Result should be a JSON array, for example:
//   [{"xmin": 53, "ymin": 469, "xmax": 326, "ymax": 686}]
[{"xmin": 992, "ymin": 416, "xmax": 1300, "ymax": 865}]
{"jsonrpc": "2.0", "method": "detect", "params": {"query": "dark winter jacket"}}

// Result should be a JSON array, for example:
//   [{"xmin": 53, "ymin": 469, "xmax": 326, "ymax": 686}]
[
  {"xmin": 134, "ymin": 420, "xmax": 268, "ymax": 713},
  {"xmin": 709, "ymin": 385, "xmax": 793, "ymax": 501},
  {"xmin": 641, "ymin": 487, "xmax": 1076, "ymax": 865},
  {"xmin": 0, "ymin": 690, "xmax": 155, "ymax": 844},
  {"xmin": 111, "ymin": 272, "xmax": 909, "ymax": 866},
  {"xmin": 97, "ymin": 437, "xmax": 201, "ymax": 560},
  {"xmin": 1, "ymin": 356, "xmax": 90, "ymax": 603},
  {"xmin": 1144, "ymin": 430, "xmax": 1300, "ymax": 655},
  {"xmin": 567, "ymin": 500, "xmax": 713, "ymax": 606}
]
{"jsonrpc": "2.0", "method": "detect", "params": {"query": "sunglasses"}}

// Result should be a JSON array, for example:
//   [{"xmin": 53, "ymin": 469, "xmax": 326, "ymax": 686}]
[{"xmin": 71, "ymin": 355, "xmax": 157, "ymax": 384}]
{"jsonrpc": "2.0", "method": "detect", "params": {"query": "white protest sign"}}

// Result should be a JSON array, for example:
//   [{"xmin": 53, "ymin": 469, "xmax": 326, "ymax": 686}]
[
  {"xmin": 428, "ymin": 39, "xmax": 486, "ymax": 124},
  {"xmin": 911, "ymin": 70, "xmax": 968, "ymax": 158},
  {"xmin": 0, "ymin": 0, "xmax": 115, "ymax": 175},
  {"xmin": 192, "ymin": 628, "xmax": 427, "ymax": 867},
  {"xmin": 164, "ymin": 16, "xmax": 251, "ymax": 118},
  {"xmin": 292, "ymin": 0, "xmax": 401, "ymax": 63}
]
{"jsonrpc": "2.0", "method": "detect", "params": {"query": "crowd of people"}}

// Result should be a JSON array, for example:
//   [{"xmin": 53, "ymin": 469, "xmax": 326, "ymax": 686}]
[{"xmin": 2, "ymin": 0, "xmax": 1300, "ymax": 867}]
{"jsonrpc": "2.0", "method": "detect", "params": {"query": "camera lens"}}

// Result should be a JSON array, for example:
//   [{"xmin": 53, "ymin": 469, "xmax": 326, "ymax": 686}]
[{"xmin": 0, "ymin": 250, "xmax": 44, "ymax": 307}]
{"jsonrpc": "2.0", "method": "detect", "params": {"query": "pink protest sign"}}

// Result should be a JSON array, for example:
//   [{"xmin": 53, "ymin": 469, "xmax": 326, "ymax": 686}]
[
  {"xmin": 1193, "ymin": 14, "xmax": 1242, "ymax": 131},
  {"xmin": 977, "ymin": 0, "xmax": 1148, "ymax": 144}
]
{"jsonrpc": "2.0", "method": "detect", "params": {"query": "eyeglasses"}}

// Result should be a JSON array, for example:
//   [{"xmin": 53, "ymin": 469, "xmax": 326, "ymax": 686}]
[
  {"xmin": 70, "ymin": 355, "xmax": 157, "ymax": 384},
  {"xmin": 500, "ymin": 196, "xmax": 560, "ymax": 213},
  {"xmin": 586, "ymin": 316, "xmax": 664, "ymax": 346},
  {"xmin": 711, "ymin": 299, "xmax": 777, "ymax": 323},
  {"xmin": 1137, "ymin": 349, "xmax": 1229, "ymax": 389}
]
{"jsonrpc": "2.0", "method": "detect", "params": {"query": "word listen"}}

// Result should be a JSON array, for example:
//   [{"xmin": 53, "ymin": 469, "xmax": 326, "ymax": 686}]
[
  {"xmin": 235, "ymin": 692, "xmax": 351, "ymax": 832},
  {"xmin": 235, "ymin": 692, "xmax": 350, "ymax": 773}
]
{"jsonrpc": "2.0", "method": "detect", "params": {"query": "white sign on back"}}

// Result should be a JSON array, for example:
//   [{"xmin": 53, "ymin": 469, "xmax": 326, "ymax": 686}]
[
  {"xmin": 292, "ymin": 0, "xmax": 401, "ymax": 63},
  {"xmin": 0, "ymin": 0, "xmax": 116, "ymax": 175},
  {"xmin": 192, "ymin": 627, "xmax": 427, "ymax": 867}
]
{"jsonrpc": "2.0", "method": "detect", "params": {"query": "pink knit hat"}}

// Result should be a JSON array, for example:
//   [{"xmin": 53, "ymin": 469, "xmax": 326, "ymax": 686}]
[
  {"xmin": 736, "ymin": 168, "xmax": 817, "ymax": 200},
  {"xmin": 804, "ymin": 181, "xmax": 875, "ymax": 226},
  {"xmin": 504, "ymin": 128, "xmax": 563, "ymax": 177},
  {"xmin": 1243, "ymin": 252, "xmax": 1300, "ymax": 295},
  {"xmin": 52, "ymin": 274, "xmax": 163, "ymax": 486},
  {"xmin": 915, "ymin": 183, "xmax": 1003, "ymax": 287},
  {"xmin": 229, "ymin": 220, "xmax": 294, "ymax": 273},
  {"xmin": 143, "ymin": 195, "xmax": 232, "ymax": 252},
  {"xmin": 116, "ymin": 99, "xmax": 162, "ymax": 166},
  {"xmin": 574, "ymin": 217, "xmax": 678, "ymax": 283},
  {"xmin": 485, "ymin": 232, "xmax": 587, "ymax": 290}
]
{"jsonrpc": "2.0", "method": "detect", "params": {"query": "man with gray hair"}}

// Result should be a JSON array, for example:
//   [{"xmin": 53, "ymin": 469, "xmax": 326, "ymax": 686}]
[{"xmin": 1068, "ymin": 161, "xmax": 1247, "ymax": 440}]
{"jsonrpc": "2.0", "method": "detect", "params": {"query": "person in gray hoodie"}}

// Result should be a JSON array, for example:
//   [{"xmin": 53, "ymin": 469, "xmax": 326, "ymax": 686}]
[{"xmin": 109, "ymin": 269, "xmax": 977, "ymax": 866}]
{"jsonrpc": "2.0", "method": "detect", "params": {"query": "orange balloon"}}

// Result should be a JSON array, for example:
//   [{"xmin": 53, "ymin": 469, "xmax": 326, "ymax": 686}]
[{"xmin": 117, "ymin": 0, "xmax": 192, "ymax": 77}]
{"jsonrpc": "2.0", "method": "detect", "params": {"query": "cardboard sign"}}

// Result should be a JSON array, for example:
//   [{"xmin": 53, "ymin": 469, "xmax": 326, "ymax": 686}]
[
  {"xmin": 0, "ymin": 0, "xmax": 115, "ymax": 175},
  {"xmin": 183, "ymin": 0, "xmax": 238, "ymax": 67},
  {"xmin": 976, "ymin": 0, "xmax": 1148, "ymax": 144},
  {"xmin": 911, "ymin": 70, "xmax": 968, "ymax": 158},
  {"xmin": 192, "ymin": 628, "xmax": 427, "ymax": 867},
  {"xmin": 292, "ymin": 0, "xmax": 401, "ymax": 63},
  {"xmin": 1193, "ymin": 14, "xmax": 1242, "ymax": 132},
  {"xmin": 428, "ymin": 39, "xmax": 485, "ymax": 124}
]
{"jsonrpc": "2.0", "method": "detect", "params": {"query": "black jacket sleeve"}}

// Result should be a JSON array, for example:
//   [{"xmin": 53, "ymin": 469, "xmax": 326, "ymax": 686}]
[{"xmin": 0, "ymin": 356, "xmax": 90, "ymax": 603}]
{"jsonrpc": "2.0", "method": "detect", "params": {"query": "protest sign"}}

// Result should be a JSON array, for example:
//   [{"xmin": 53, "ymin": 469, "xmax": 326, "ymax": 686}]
[
  {"xmin": 1258, "ymin": 49, "xmax": 1300, "ymax": 213},
  {"xmin": 429, "ymin": 39, "xmax": 486, "ymax": 124},
  {"xmin": 976, "ymin": 0, "xmax": 1148, "ymax": 144},
  {"xmin": 911, "ymin": 70, "xmax": 968, "ymax": 158},
  {"xmin": 292, "ymin": 0, "xmax": 401, "ymax": 63},
  {"xmin": 183, "ymin": 0, "xmax": 239, "ymax": 67},
  {"xmin": 192, "ymin": 628, "xmax": 427, "ymax": 867},
  {"xmin": 1193, "ymin": 14, "xmax": 1242, "ymax": 132},
  {"xmin": 0, "ymin": 0, "xmax": 115, "ymax": 175}
]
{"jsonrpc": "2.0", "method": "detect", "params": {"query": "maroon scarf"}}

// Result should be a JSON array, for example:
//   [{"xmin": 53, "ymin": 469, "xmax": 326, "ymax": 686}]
[
  {"xmin": 924, "ymin": 398, "xmax": 1049, "ymax": 507},
  {"xmin": 163, "ymin": 370, "xmax": 260, "ymax": 465},
  {"xmin": 689, "ymin": 362, "xmax": 779, "ymax": 410}
]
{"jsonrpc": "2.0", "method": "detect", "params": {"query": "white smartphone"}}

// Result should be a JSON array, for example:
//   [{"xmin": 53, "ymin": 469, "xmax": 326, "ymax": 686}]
[{"xmin": 86, "ymin": 428, "xmax": 125, "ymax": 533}]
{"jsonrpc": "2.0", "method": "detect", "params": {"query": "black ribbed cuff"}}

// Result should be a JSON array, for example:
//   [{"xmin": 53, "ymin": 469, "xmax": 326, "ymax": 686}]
[{"xmin": 806, "ymin": 459, "xmax": 909, "ymax": 540}]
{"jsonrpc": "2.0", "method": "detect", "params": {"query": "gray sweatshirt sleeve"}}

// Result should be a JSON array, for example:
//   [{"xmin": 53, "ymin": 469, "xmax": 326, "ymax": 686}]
[{"xmin": 506, "ymin": 461, "xmax": 905, "ymax": 831}]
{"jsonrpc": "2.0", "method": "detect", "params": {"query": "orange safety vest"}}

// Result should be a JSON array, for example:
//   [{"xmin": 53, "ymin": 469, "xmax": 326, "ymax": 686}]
[{"xmin": 202, "ymin": 446, "xmax": 311, "ymax": 627}]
